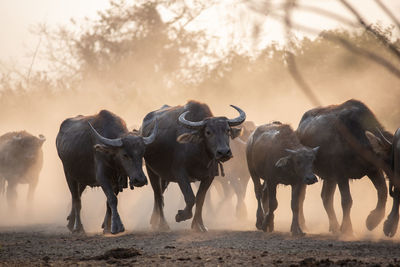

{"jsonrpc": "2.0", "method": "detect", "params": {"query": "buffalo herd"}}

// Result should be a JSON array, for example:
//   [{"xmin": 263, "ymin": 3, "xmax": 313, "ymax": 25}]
[{"xmin": 2, "ymin": 99, "xmax": 400, "ymax": 238}]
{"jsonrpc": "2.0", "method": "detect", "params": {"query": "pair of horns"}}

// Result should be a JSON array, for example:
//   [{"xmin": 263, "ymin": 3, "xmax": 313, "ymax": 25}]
[
  {"xmin": 178, "ymin": 105, "xmax": 246, "ymax": 129},
  {"xmin": 88, "ymin": 120, "xmax": 158, "ymax": 147}
]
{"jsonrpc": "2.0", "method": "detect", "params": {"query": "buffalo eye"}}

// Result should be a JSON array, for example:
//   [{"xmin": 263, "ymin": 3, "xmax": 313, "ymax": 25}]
[
  {"xmin": 122, "ymin": 153, "xmax": 129, "ymax": 159},
  {"xmin": 205, "ymin": 130, "xmax": 212, "ymax": 137}
]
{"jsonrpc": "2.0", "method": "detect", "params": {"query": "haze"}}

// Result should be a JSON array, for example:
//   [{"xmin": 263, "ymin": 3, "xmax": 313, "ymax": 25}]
[{"xmin": 0, "ymin": 0, "xmax": 399, "ymax": 242}]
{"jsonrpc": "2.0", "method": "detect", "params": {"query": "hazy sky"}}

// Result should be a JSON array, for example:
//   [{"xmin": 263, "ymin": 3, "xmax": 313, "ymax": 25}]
[{"xmin": 0, "ymin": 0, "xmax": 399, "ymax": 69}]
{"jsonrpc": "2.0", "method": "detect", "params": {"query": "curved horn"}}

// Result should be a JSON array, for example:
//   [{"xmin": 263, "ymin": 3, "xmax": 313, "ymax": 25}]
[
  {"xmin": 178, "ymin": 111, "xmax": 206, "ymax": 129},
  {"xmin": 88, "ymin": 122, "xmax": 123, "ymax": 147},
  {"xmin": 285, "ymin": 149, "xmax": 297, "ymax": 154},
  {"xmin": 38, "ymin": 134, "xmax": 46, "ymax": 142},
  {"xmin": 377, "ymin": 127, "xmax": 392, "ymax": 145},
  {"xmin": 143, "ymin": 119, "xmax": 158, "ymax": 145},
  {"xmin": 228, "ymin": 105, "xmax": 246, "ymax": 127}
]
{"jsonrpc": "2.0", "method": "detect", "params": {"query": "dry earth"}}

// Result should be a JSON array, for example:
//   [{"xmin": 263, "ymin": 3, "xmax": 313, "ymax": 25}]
[{"xmin": 1, "ymin": 224, "xmax": 400, "ymax": 266}]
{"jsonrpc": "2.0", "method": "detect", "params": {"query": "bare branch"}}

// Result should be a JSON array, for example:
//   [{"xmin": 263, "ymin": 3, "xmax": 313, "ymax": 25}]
[
  {"xmin": 283, "ymin": 0, "xmax": 322, "ymax": 107},
  {"xmin": 374, "ymin": 0, "xmax": 400, "ymax": 31},
  {"xmin": 26, "ymin": 36, "xmax": 42, "ymax": 89},
  {"xmin": 262, "ymin": 10, "xmax": 400, "ymax": 80},
  {"xmin": 285, "ymin": 51, "xmax": 322, "ymax": 106},
  {"xmin": 296, "ymin": 4, "xmax": 356, "ymax": 27},
  {"xmin": 339, "ymin": 0, "xmax": 400, "ymax": 60}
]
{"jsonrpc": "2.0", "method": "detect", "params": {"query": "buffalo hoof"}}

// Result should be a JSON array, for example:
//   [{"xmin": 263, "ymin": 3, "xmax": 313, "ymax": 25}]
[
  {"xmin": 328, "ymin": 221, "xmax": 340, "ymax": 234},
  {"xmin": 262, "ymin": 214, "xmax": 274, "ymax": 232},
  {"xmin": 256, "ymin": 211, "xmax": 265, "ymax": 230},
  {"xmin": 192, "ymin": 221, "xmax": 208, "ymax": 232},
  {"xmin": 157, "ymin": 222, "xmax": 171, "ymax": 232},
  {"xmin": 175, "ymin": 209, "xmax": 193, "ymax": 222},
  {"xmin": 67, "ymin": 215, "xmax": 75, "ymax": 232},
  {"xmin": 150, "ymin": 213, "xmax": 159, "ymax": 228},
  {"xmin": 256, "ymin": 220, "xmax": 263, "ymax": 230},
  {"xmin": 383, "ymin": 214, "xmax": 399, "ymax": 237},
  {"xmin": 366, "ymin": 209, "xmax": 385, "ymax": 231},
  {"xmin": 291, "ymin": 224, "xmax": 305, "ymax": 237},
  {"xmin": 111, "ymin": 220, "xmax": 125, "ymax": 235},
  {"xmin": 340, "ymin": 223, "xmax": 353, "ymax": 237},
  {"xmin": 72, "ymin": 225, "xmax": 85, "ymax": 235}
]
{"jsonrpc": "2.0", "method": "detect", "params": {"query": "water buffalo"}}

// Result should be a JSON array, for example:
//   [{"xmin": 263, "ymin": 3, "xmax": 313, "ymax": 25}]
[
  {"xmin": 297, "ymin": 99, "xmax": 392, "ymax": 235},
  {"xmin": 247, "ymin": 122, "xmax": 318, "ymax": 236},
  {"xmin": 140, "ymin": 100, "xmax": 246, "ymax": 232},
  {"xmin": 0, "ymin": 131, "xmax": 45, "ymax": 208},
  {"xmin": 365, "ymin": 128, "xmax": 399, "ymax": 237},
  {"xmin": 210, "ymin": 121, "xmax": 256, "ymax": 220},
  {"xmin": 56, "ymin": 110, "xmax": 157, "ymax": 234}
]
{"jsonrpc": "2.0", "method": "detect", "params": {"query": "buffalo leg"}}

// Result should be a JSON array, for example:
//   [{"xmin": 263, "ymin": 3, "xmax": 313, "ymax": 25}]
[
  {"xmin": 96, "ymin": 164, "xmax": 124, "ymax": 234},
  {"xmin": 192, "ymin": 176, "xmax": 214, "ymax": 232},
  {"xmin": 148, "ymin": 166, "xmax": 169, "ymax": 231},
  {"xmin": 321, "ymin": 179, "xmax": 340, "ymax": 233},
  {"xmin": 290, "ymin": 183, "xmax": 305, "ymax": 236},
  {"xmin": 384, "ymin": 188, "xmax": 400, "ymax": 237},
  {"xmin": 102, "ymin": 202, "xmax": 112, "ymax": 233},
  {"xmin": 366, "ymin": 170, "xmax": 387, "ymax": 231},
  {"xmin": 231, "ymin": 177, "xmax": 248, "ymax": 220},
  {"xmin": 337, "ymin": 178, "xmax": 353, "ymax": 235},
  {"xmin": 262, "ymin": 181, "xmax": 277, "ymax": 232},
  {"xmin": 27, "ymin": 179, "xmax": 38, "ymax": 203},
  {"xmin": 298, "ymin": 183, "xmax": 307, "ymax": 231},
  {"xmin": 6, "ymin": 181, "xmax": 17, "ymax": 210},
  {"xmin": 261, "ymin": 181, "xmax": 269, "ymax": 214},
  {"xmin": 66, "ymin": 178, "xmax": 85, "ymax": 233},
  {"xmin": 251, "ymin": 175, "xmax": 264, "ymax": 230},
  {"xmin": 176, "ymin": 176, "xmax": 196, "ymax": 223},
  {"xmin": 214, "ymin": 179, "xmax": 234, "ymax": 215}
]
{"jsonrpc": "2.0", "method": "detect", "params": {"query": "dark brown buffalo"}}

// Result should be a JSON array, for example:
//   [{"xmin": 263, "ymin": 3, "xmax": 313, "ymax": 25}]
[
  {"xmin": 0, "ymin": 131, "xmax": 45, "ymax": 208},
  {"xmin": 247, "ymin": 122, "xmax": 318, "ymax": 236},
  {"xmin": 140, "ymin": 100, "xmax": 246, "ymax": 232},
  {"xmin": 56, "ymin": 110, "xmax": 157, "ymax": 234},
  {"xmin": 297, "ymin": 99, "xmax": 392, "ymax": 235},
  {"xmin": 366, "ymin": 128, "xmax": 400, "ymax": 237}
]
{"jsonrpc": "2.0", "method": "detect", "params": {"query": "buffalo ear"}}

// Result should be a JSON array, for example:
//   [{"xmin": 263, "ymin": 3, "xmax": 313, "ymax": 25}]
[
  {"xmin": 365, "ymin": 131, "xmax": 391, "ymax": 155},
  {"xmin": 275, "ymin": 155, "xmax": 291, "ymax": 168},
  {"xmin": 312, "ymin": 146, "xmax": 320, "ymax": 154},
  {"xmin": 94, "ymin": 144, "xmax": 117, "ymax": 155},
  {"xmin": 177, "ymin": 132, "xmax": 202, "ymax": 144},
  {"xmin": 230, "ymin": 127, "xmax": 243, "ymax": 139}
]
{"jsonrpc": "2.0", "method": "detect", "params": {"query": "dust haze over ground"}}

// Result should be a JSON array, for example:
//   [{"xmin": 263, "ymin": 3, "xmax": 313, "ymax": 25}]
[
  {"xmin": 1, "ymin": 1, "xmax": 400, "ymax": 265},
  {"xmin": 0, "ymin": 65, "xmax": 399, "ymax": 240}
]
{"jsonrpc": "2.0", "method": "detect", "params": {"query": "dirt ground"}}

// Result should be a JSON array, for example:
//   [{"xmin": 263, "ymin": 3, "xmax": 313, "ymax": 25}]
[{"xmin": 1, "ymin": 224, "xmax": 400, "ymax": 266}]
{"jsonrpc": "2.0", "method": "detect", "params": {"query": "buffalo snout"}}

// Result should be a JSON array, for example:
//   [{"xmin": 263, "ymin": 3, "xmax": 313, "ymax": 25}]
[
  {"xmin": 304, "ymin": 174, "xmax": 318, "ymax": 185},
  {"xmin": 216, "ymin": 148, "xmax": 232, "ymax": 162},
  {"xmin": 130, "ymin": 175, "xmax": 148, "ymax": 188}
]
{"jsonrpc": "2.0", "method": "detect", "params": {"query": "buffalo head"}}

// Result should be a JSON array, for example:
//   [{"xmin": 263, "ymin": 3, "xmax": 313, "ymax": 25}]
[
  {"xmin": 12, "ymin": 133, "xmax": 46, "ymax": 160},
  {"xmin": 275, "ymin": 146, "xmax": 319, "ymax": 185},
  {"xmin": 89, "ymin": 121, "xmax": 158, "ymax": 188},
  {"xmin": 177, "ymin": 105, "xmax": 246, "ymax": 162}
]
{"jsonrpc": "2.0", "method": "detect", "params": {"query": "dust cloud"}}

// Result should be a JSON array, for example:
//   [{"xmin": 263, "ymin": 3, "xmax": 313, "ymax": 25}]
[{"xmin": 0, "ymin": 26, "xmax": 400, "ymax": 244}]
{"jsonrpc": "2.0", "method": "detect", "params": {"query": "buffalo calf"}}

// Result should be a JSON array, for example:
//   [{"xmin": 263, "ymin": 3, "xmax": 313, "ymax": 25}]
[{"xmin": 247, "ymin": 122, "xmax": 318, "ymax": 236}]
